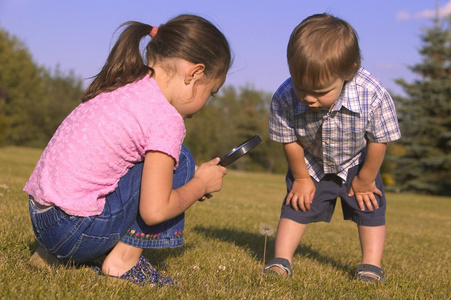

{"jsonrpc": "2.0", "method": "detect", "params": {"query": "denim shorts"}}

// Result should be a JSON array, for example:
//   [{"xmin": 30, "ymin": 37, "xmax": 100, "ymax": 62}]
[
  {"xmin": 29, "ymin": 145, "xmax": 195, "ymax": 263},
  {"xmin": 280, "ymin": 164, "xmax": 386, "ymax": 226}
]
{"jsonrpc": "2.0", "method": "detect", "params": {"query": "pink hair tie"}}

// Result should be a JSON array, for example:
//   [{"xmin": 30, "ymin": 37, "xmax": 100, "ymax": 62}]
[{"xmin": 150, "ymin": 26, "xmax": 158, "ymax": 38}]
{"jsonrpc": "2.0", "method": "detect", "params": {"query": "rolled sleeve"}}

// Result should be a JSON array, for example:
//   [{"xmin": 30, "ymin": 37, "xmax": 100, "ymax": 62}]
[{"xmin": 367, "ymin": 89, "xmax": 401, "ymax": 143}]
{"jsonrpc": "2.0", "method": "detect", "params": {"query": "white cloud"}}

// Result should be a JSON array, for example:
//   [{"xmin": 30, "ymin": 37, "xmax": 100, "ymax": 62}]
[
  {"xmin": 396, "ymin": 0, "xmax": 451, "ymax": 21},
  {"xmin": 396, "ymin": 11, "xmax": 412, "ymax": 21}
]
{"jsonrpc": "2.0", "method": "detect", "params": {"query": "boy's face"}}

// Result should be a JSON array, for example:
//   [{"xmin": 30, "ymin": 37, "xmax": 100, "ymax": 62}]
[{"xmin": 293, "ymin": 78, "xmax": 345, "ymax": 110}]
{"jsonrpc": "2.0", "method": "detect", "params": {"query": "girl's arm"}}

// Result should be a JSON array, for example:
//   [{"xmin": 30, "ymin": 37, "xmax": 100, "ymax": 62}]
[
  {"xmin": 348, "ymin": 141, "xmax": 386, "ymax": 211},
  {"xmin": 283, "ymin": 141, "xmax": 316, "ymax": 211},
  {"xmin": 139, "ymin": 151, "xmax": 226, "ymax": 225}
]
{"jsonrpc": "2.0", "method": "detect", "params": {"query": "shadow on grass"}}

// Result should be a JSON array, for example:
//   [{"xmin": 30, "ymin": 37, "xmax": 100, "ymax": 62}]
[
  {"xmin": 144, "ymin": 243, "xmax": 193, "ymax": 264},
  {"xmin": 28, "ymin": 240, "xmax": 40, "ymax": 254},
  {"xmin": 193, "ymin": 225, "xmax": 355, "ymax": 278},
  {"xmin": 26, "ymin": 238, "xmax": 193, "ymax": 270}
]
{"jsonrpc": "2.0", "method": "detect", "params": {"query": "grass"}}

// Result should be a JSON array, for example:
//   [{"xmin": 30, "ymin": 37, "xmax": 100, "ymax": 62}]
[{"xmin": 1, "ymin": 146, "xmax": 450, "ymax": 299}]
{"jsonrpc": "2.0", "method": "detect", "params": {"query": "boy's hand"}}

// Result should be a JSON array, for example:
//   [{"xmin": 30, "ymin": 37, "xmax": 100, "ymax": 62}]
[
  {"xmin": 286, "ymin": 177, "xmax": 316, "ymax": 212},
  {"xmin": 348, "ymin": 175, "xmax": 382, "ymax": 211}
]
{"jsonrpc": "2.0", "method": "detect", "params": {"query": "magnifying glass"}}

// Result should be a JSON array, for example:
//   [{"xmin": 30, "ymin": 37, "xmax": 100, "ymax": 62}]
[
  {"xmin": 200, "ymin": 135, "xmax": 262, "ymax": 202},
  {"xmin": 218, "ymin": 135, "xmax": 262, "ymax": 167}
]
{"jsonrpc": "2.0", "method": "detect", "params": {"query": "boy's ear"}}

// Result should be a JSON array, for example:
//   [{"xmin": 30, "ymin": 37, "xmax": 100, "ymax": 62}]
[{"xmin": 184, "ymin": 63, "xmax": 205, "ymax": 85}]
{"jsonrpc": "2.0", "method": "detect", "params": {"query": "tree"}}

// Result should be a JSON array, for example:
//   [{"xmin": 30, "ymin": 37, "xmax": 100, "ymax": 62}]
[
  {"xmin": 0, "ymin": 27, "xmax": 47, "ymax": 146},
  {"xmin": 0, "ymin": 27, "xmax": 83, "ymax": 147},
  {"xmin": 392, "ymin": 16, "xmax": 451, "ymax": 195},
  {"xmin": 184, "ymin": 85, "xmax": 287, "ymax": 173}
]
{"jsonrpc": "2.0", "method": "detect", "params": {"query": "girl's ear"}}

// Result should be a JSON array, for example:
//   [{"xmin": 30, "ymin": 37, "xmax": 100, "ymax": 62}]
[{"xmin": 184, "ymin": 63, "xmax": 206, "ymax": 85}]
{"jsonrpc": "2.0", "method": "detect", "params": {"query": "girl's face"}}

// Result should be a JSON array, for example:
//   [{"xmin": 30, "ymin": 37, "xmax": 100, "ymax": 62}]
[
  {"xmin": 293, "ymin": 78, "xmax": 345, "ymax": 110},
  {"xmin": 180, "ymin": 75, "xmax": 225, "ymax": 119},
  {"xmin": 155, "ymin": 59, "xmax": 226, "ymax": 119}
]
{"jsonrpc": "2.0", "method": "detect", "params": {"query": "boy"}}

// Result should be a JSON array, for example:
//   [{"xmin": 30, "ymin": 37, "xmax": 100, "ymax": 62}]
[{"xmin": 265, "ymin": 13, "xmax": 401, "ymax": 281}]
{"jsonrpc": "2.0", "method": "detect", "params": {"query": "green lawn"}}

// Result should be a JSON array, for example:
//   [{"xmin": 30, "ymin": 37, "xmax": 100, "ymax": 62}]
[{"xmin": 1, "ymin": 146, "xmax": 450, "ymax": 299}]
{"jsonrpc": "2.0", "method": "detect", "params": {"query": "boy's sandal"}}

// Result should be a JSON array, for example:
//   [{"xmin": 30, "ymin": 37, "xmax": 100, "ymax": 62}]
[
  {"xmin": 93, "ymin": 256, "xmax": 176, "ymax": 287},
  {"xmin": 355, "ymin": 264, "xmax": 385, "ymax": 282},
  {"xmin": 264, "ymin": 257, "xmax": 293, "ymax": 277}
]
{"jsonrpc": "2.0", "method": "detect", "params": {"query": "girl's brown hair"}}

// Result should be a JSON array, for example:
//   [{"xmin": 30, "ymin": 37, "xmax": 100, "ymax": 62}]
[
  {"xmin": 287, "ymin": 13, "xmax": 361, "ymax": 90},
  {"xmin": 82, "ymin": 14, "xmax": 232, "ymax": 102}
]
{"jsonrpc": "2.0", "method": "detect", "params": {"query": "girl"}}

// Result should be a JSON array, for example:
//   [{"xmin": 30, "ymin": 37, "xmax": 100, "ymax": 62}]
[{"xmin": 24, "ymin": 14, "xmax": 232, "ymax": 286}]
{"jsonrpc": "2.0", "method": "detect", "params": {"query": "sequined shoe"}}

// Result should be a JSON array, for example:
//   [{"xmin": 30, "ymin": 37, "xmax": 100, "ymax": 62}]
[{"xmin": 94, "ymin": 256, "xmax": 176, "ymax": 287}]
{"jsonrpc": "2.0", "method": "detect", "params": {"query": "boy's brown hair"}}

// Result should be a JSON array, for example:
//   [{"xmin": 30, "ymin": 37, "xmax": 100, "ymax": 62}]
[{"xmin": 287, "ymin": 13, "xmax": 361, "ymax": 90}]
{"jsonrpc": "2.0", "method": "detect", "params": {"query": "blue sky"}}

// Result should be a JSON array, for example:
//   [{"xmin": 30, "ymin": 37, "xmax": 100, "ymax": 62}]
[{"xmin": 1, "ymin": 0, "xmax": 449, "ymax": 96}]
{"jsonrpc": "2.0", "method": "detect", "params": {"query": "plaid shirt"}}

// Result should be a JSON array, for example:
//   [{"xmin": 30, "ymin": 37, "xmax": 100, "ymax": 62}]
[{"xmin": 269, "ymin": 67, "xmax": 401, "ymax": 182}]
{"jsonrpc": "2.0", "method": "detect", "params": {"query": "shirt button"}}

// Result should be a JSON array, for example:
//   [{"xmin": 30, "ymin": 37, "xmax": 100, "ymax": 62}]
[{"xmin": 324, "ymin": 140, "xmax": 331, "ymax": 145}]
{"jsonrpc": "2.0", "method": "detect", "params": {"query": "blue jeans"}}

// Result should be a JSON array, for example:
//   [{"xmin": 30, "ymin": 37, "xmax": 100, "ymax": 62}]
[{"xmin": 29, "ymin": 145, "xmax": 195, "ymax": 263}]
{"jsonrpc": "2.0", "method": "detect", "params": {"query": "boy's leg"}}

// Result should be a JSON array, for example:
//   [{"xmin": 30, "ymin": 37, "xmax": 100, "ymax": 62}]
[
  {"xmin": 358, "ymin": 224, "xmax": 385, "ymax": 268},
  {"xmin": 341, "ymin": 164, "xmax": 387, "ymax": 280},
  {"xmin": 267, "ymin": 171, "xmax": 338, "ymax": 276},
  {"xmin": 269, "ymin": 218, "xmax": 307, "ymax": 275},
  {"xmin": 274, "ymin": 218, "xmax": 307, "ymax": 262}
]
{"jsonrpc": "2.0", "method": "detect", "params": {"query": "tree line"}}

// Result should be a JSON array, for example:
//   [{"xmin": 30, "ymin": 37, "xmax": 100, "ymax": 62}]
[
  {"xmin": 1, "ymin": 16, "xmax": 451, "ymax": 195},
  {"xmin": 0, "ymin": 26, "xmax": 286, "ymax": 174}
]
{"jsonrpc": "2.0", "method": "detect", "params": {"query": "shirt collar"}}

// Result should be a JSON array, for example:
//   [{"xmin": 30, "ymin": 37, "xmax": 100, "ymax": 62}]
[{"xmin": 340, "ymin": 77, "xmax": 362, "ymax": 114}]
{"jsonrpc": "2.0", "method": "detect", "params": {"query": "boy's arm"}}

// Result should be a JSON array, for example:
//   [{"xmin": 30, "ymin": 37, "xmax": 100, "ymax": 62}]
[
  {"xmin": 283, "ymin": 141, "xmax": 310, "ymax": 179},
  {"xmin": 283, "ymin": 141, "xmax": 316, "ymax": 211},
  {"xmin": 348, "ymin": 140, "xmax": 386, "ymax": 211}
]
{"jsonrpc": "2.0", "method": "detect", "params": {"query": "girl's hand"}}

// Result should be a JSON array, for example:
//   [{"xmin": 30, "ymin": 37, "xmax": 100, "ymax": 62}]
[
  {"xmin": 348, "ymin": 175, "xmax": 382, "ymax": 211},
  {"xmin": 286, "ymin": 177, "xmax": 316, "ymax": 212},
  {"xmin": 198, "ymin": 193, "xmax": 212, "ymax": 202},
  {"xmin": 141, "ymin": 153, "xmax": 225, "ymax": 225},
  {"xmin": 194, "ymin": 157, "xmax": 227, "ymax": 195},
  {"xmin": 194, "ymin": 164, "xmax": 212, "ymax": 201}
]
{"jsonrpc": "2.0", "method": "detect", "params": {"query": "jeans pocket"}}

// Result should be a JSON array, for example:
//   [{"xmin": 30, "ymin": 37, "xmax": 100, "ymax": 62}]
[
  {"xmin": 29, "ymin": 198, "xmax": 64, "ymax": 249},
  {"xmin": 29, "ymin": 198, "xmax": 90, "ymax": 258}
]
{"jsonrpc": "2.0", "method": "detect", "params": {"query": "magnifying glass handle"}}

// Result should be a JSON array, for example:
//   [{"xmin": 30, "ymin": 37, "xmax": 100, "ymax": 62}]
[{"xmin": 198, "ymin": 193, "xmax": 213, "ymax": 202}]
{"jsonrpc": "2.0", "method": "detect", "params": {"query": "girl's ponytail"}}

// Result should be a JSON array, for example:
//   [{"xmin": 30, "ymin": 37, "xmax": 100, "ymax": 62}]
[
  {"xmin": 82, "ymin": 15, "xmax": 232, "ymax": 102},
  {"xmin": 82, "ymin": 22, "xmax": 155, "ymax": 102}
]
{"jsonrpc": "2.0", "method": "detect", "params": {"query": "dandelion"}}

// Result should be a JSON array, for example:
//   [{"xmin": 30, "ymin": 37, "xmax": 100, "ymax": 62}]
[
  {"xmin": 218, "ymin": 265, "xmax": 226, "ymax": 271},
  {"xmin": 259, "ymin": 223, "xmax": 275, "ymax": 236},
  {"xmin": 259, "ymin": 223, "xmax": 274, "ymax": 284}
]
